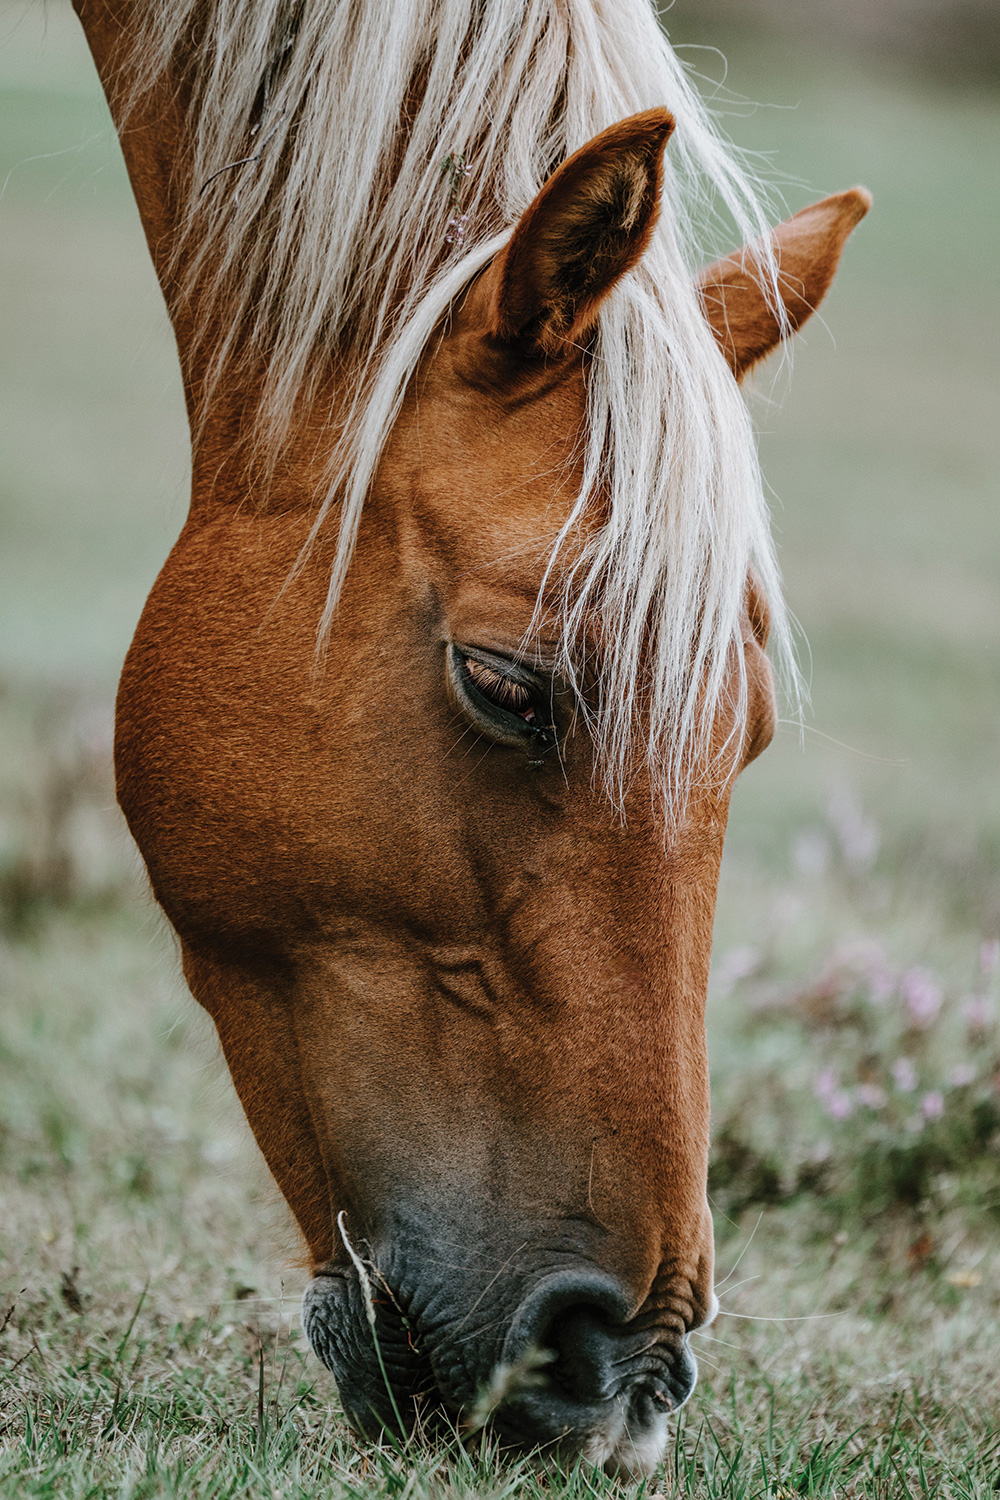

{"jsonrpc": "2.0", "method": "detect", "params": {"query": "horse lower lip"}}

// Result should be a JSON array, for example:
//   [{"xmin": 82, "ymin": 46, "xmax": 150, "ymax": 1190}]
[
  {"xmin": 302, "ymin": 1271, "xmax": 438, "ymax": 1437},
  {"xmin": 485, "ymin": 1374, "xmax": 688, "ymax": 1476}
]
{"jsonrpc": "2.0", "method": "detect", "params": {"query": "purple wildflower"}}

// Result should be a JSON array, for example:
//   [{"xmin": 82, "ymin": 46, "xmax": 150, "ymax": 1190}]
[
  {"xmin": 921, "ymin": 1091, "xmax": 945, "ymax": 1120},
  {"xmin": 962, "ymin": 995, "xmax": 994, "ymax": 1038},
  {"xmin": 445, "ymin": 212, "xmax": 469, "ymax": 246},
  {"xmin": 827, "ymin": 1091, "xmax": 855, "ymax": 1121},
  {"xmin": 900, "ymin": 967, "xmax": 942, "ymax": 1028},
  {"xmin": 813, "ymin": 1067, "xmax": 839, "ymax": 1103},
  {"xmin": 891, "ymin": 1058, "xmax": 918, "ymax": 1093},
  {"xmin": 949, "ymin": 1062, "xmax": 977, "ymax": 1087}
]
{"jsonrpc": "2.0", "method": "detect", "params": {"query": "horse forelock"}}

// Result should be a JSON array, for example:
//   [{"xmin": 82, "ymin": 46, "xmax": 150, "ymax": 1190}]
[{"xmin": 130, "ymin": 0, "xmax": 800, "ymax": 815}]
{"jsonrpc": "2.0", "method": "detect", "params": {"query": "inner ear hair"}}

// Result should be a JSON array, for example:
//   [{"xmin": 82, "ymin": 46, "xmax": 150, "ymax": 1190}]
[{"xmin": 490, "ymin": 108, "xmax": 675, "ymax": 358}]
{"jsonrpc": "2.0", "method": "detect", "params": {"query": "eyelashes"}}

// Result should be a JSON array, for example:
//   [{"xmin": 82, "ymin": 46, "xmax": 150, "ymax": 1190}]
[
  {"xmin": 463, "ymin": 657, "xmax": 535, "ymax": 716},
  {"xmin": 448, "ymin": 643, "xmax": 556, "ymax": 753}
]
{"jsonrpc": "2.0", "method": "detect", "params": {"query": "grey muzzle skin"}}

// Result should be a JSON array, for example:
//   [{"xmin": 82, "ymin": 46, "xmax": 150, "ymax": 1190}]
[{"xmin": 302, "ymin": 1259, "xmax": 700, "ymax": 1475}]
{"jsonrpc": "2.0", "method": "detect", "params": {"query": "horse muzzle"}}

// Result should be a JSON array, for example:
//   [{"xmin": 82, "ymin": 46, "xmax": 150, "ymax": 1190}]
[{"xmin": 302, "ymin": 1258, "xmax": 700, "ymax": 1475}]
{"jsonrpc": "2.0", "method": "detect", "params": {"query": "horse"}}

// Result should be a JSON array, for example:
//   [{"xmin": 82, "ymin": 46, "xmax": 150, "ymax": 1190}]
[{"xmin": 73, "ymin": 0, "xmax": 868, "ymax": 1474}]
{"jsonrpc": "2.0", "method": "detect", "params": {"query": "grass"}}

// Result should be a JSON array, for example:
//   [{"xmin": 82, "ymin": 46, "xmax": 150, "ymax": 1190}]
[{"xmin": 2, "ymin": 1, "xmax": 999, "ymax": 1494}]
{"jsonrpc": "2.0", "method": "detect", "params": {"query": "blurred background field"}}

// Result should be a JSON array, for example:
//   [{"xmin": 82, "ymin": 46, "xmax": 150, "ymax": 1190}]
[{"xmin": 1, "ymin": 0, "xmax": 999, "ymax": 1493}]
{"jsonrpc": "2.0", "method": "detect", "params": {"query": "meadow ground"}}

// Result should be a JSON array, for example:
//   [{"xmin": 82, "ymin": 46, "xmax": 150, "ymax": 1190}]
[{"xmin": 1, "ymin": 2, "xmax": 999, "ymax": 1494}]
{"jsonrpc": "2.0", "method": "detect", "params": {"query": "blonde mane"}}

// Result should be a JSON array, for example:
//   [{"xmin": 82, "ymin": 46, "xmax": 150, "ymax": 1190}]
[{"xmin": 135, "ymin": 0, "xmax": 799, "ymax": 812}]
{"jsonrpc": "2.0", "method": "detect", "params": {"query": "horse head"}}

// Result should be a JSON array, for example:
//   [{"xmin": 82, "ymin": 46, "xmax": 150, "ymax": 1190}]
[{"xmin": 77, "ymin": 1, "xmax": 867, "ymax": 1469}]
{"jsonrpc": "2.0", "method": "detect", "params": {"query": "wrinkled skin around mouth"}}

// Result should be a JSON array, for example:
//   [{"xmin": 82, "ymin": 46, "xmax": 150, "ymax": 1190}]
[{"xmin": 300, "ymin": 1206, "xmax": 714, "ymax": 1476}]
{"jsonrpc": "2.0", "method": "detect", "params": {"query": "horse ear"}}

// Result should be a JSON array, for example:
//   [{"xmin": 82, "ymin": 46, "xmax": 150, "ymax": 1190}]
[
  {"xmin": 697, "ymin": 188, "xmax": 872, "ymax": 379},
  {"xmin": 488, "ymin": 108, "xmax": 675, "ymax": 357}
]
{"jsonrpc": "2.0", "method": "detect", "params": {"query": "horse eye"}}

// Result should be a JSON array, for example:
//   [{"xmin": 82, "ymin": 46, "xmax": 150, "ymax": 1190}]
[
  {"xmin": 463, "ymin": 658, "xmax": 535, "ymax": 719},
  {"xmin": 447, "ymin": 644, "xmax": 552, "ymax": 750}
]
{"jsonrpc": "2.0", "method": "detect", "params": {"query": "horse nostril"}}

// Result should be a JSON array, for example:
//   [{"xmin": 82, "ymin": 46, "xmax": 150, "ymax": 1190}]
[
  {"xmin": 544, "ymin": 1300, "xmax": 620, "ymax": 1402},
  {"xmin": 503, "ymin": 1270, "xmax": 639, "ymax": 1408},
  {"xmin": 505, "ymin": 1270, "xmax": 632, "ymax": 1364},
  {"xmin": 498, "ymin": 1269, "xmax": 698, "ymax": 1450}
]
